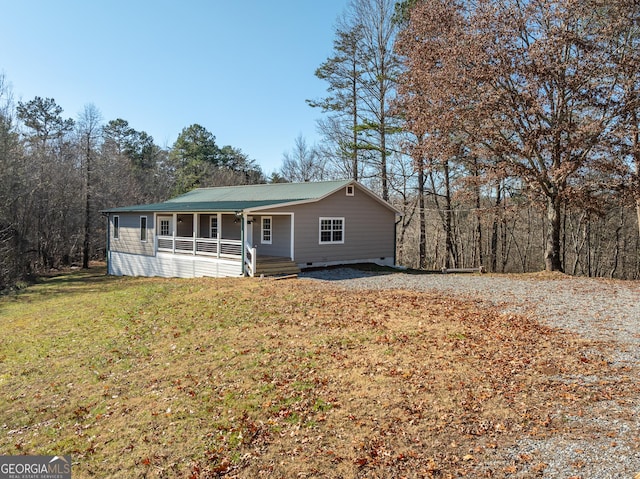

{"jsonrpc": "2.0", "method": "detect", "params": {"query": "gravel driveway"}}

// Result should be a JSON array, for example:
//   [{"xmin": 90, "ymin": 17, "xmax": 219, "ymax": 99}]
[{"xmin": 300, "ymin": 268, "xmax": 640, "ymax": 478}]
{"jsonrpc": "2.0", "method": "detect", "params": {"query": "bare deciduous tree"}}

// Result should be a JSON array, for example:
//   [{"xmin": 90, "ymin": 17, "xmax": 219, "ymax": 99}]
[
  {"xmin": 280, "ymin": 135, "xmax": 327, "ymax": 182},
  {"xmin": 396, "ymin": 0, "xmax": 632, "ymax": 272},
  {"xmin": 77, "ymin": 104, "xmax": 103, "ymax": 269}
]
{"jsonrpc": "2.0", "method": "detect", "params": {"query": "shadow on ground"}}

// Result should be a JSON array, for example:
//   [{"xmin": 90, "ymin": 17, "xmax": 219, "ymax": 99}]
[{"xmin": 299, "ymin": 263, "xmax": 443, "ymax": 281}]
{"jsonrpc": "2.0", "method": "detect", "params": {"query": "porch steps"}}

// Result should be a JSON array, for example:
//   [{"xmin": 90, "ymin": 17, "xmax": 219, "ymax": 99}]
[{"xmin": 255, "ymin": 256, "xmax": 300, "ymax": 276}]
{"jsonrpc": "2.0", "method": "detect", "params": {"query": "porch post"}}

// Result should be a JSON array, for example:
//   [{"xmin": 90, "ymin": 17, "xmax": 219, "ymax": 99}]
[
  {"xmin": 193, "ymin": 213, "xmax": 198, "ymax": 255},
  {"xmin": 105, "ymin": 214, "xmax": 111, "ymax": 275},
  {"xmin": 172, "ymin": 213, "xmax": 177, "ymax": 254},
  {"xmin": 290, "ymin": 213, "xmax": 295, "ymax": 261},
  {"xmin": 217, "ymin": 213, "xmax": 221, "ymax": 259},
  {"xmin": 240, "ymin": 213, "xmax": 245, "ymax": 276},
  {"xmin": 153, "ymin": 213, "xmax": 157, "ymax": 256}
]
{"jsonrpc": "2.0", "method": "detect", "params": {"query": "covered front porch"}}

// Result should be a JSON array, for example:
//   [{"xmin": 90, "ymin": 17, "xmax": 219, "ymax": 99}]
[{"xmin": 154, "ymin": 212, "xmax": 297, "ymax": 276}]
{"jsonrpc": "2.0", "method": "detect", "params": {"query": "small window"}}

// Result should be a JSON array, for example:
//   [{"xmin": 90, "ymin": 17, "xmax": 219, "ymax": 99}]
[
  {"xmin": 210, "ymin": 215, "xmax": 219, "ymax": 239},
  {"xmin": 346, "ymin": 185, "xmax": 354, "ymax": 196},
  {"xmin": 319, "ymin": 217, "xmax": 344, "ymax": 244},
  {"xmin": 261, "ymin": 216, "xmax": 272, "ymax": 244},
  {"xmin": 140, "ymin": 216, "xmax": 147, "ymax": 242},
  {"xmin": 159, "ymin": 218, "xmax": 170, "ymax": 236},
  {"xmin": 113, "ymin": 216, "xmax": 119, "ymax": 239}
]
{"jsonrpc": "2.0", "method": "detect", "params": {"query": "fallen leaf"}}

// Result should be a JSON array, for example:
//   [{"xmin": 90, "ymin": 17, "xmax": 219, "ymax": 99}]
[
  {"xmin": 519, "ymin": 453, "xmax": 532, "ymax": 463},
  {"xmin": 531, "ymin": 463, "xmax": 548, "ymax": 473}
]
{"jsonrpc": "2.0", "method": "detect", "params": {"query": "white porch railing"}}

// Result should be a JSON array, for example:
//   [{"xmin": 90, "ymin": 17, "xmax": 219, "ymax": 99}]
[
  {"xmin": 157, "ymin": 236, "xmax": 243, "ymax": 259},
  {"xmin": 244, "ymin": 243, "xmax": 257, "ymax": 277}
]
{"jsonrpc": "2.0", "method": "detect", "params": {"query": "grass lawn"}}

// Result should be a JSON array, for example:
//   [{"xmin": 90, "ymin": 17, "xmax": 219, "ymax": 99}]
[{"xmin": 0, "ymin": 267, "xmax": 625, "ymax": 478}]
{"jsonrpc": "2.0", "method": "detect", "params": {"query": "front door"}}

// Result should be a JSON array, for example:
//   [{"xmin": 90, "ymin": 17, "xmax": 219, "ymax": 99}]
[{"xmin": 158, "ymin": 216, "xmax": 172, "ymax": 237}]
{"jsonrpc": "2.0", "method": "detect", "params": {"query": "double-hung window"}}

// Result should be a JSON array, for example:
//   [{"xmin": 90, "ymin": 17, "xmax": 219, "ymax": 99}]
[
  {"xmin": 210, "ymin": 215, "xmax": 219, "ymax": 239},
  {"xmin": 261, "ymin": 216, "xmax": 272, "ymax": 244},
  {"xmin": 140, "ymin": 216, "xmax": 148, "ymax": 242},
  {"xmin": 113, "ymin": 216, "xmax": 119, "ymax": 239},
  {"xmin": 319, "ymin": 217, "xmax": 344, "ymax": 244}
]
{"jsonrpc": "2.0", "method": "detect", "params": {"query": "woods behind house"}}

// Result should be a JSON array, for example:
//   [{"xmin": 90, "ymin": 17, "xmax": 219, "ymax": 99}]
[{"xmin": 2, "ymin": 0, "xmax": 640, "ymax": 289}]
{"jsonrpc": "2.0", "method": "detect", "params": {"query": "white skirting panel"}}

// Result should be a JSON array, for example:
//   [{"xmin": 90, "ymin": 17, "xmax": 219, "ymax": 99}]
[{"xmin": 108, "ymin": 251, "xmax": 243, "ymax": 278}]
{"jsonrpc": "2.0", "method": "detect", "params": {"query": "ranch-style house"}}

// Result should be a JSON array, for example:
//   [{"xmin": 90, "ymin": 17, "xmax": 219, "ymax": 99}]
[{"xmin": 103, "ymin": 179, "xmax": 401, "ymax": 278}]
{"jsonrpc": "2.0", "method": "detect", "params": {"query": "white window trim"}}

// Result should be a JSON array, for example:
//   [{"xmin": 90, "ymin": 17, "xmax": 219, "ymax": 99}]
[
  {"xmin": 140, "ymin": 216, "xmax": 148, "ymax": 242},
  {"xmin": 113, "ymin": 215, "xmax": 119, "ymax": 239},
  {"xmin": 346, "ymin": 185, "xmax": 354, "ymax": 196},
  {"xmin": 261, "ymin": 216, "xmax": 272, "ymax": 244},
  {"xmin": 319, "ymin": 217, "xmax": 345, "ymax": 245},
  {"xmin": 210, "ymin": 214, "xmax": 219, "ymax": 239}
]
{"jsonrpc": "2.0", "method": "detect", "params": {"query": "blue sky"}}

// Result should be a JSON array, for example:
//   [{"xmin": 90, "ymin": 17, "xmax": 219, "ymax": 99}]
[{"xmin": 0, "ymin": 0, "xmax": 349, "ymax": 174}]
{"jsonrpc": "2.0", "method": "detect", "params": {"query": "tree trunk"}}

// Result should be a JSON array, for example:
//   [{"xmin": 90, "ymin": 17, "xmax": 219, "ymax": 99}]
[
  {"xmin": 500, "ymin": 216, "xmax": 509, "ymax": 272},
  {"xmin": 632, "ymin": 108, "xmax": 640, "ymax": 241},
  {"xmin": 586, "ymin": 214, "xmax": 592, "ymax": 277},
  {"xmin": 443, "ymin": 160, "xmax": 456, "ymax": 269},
  {"xmin": 83, "ymin": 134, "xmax": 91, "ymax": 269},
  {"xmin": 352, "ymin": 58, "xmax": 359, "ymax": 182},
  {"xmin": 636, "ymin": 198, "xmax": 640, "ymax": 242},
  {"xmin": 379, "ymin": 114, "xmax": 388, "ymax": 201},
  {"xmin": 561, "ymin": 202, "xmax": 567, "ymax": 273},
  {"xmin": 82, "ymin": 198, "xmax": 90, "ymax": 268},
  {"xmin": 544, "ymin": 194, "xmax": 563, "ymax": 272},
  {"xmin": 490, "ymin": 182, "xmax": 502, "ymax": 272},
  {"xmin": 473, "ymin": 157, "xmax": 483, "ymax": 268},
  {"xmin": 609, "ymin": 208, "xmax": 624, "ymax": 278},
  {"xmin": 418, "ymin": 165, "xmax": 426, "ymax": 269}
]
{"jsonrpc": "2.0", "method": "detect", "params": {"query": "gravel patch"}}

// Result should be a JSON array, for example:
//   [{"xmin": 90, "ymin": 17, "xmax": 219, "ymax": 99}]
[{"xmin": 300, "ymin": 268, "xmax": 640, "ymax": 478}]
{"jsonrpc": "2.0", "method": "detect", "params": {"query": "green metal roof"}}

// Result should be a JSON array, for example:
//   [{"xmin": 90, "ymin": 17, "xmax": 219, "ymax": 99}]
[
  {"xmin": 103, "ymin": 180, "xmax": 354, "ymax": 214},
  {"xmin": 104, "ymin": 199, "xmax": 298, "ymax": 213},
  {"xmin": 167, "ymin": 180, "xmax": 352, "ymax": 203}
]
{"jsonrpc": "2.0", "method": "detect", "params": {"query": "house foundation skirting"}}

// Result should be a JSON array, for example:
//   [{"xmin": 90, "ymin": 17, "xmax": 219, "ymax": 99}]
[
  {"xmin": 108, "ymin": 251, "xmax": 243, "ymax": 278},
  {"xmin": 299, "ymin": 257, "xmax": 395, "ymax": 270}
]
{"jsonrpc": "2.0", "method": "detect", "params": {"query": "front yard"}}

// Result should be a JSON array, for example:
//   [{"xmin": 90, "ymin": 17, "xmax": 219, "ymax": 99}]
[{"xmin": 0, "ymin": 268, "xmax": 634, "ymax": 477}]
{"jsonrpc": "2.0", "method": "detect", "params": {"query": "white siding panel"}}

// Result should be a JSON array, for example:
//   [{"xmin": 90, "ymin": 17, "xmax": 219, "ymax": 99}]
[
  {"xmin": 173, "ymin": 255, "xmax": 194, "ymax": 278},
  {"xmin": 108, "ymin": 251, "xmax": 243, "ymax": 278}
]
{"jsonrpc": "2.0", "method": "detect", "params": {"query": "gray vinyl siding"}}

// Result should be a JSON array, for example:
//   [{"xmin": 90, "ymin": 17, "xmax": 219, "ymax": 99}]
[
  {"xmin": 168, "ymin": 213, "xmax": 240, "ymax": 239},
  {"xmin": 251, "ymin": 214, "xmax": 292, "ymax": 258},
  {"xmin": 110, "ymin": 213, "xmax": 155, "ymax": 256},
  {"xmin": 199, "ymin": 214, "xmax": 215, "ymax": 238},
  {"xmin": 262, "ymin": 186, "xmax": 395, "ymax": 265},
  {"xmin": 176, "ymin": 214, "xmax": 193, "ymax": 237},
  {"xmin": 221, "ymin": 215, "xmax": 241, "ymax": 240},
  {"xmin": 159, "ymin": 213, "xmax": 241, "ymax": 239}
]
